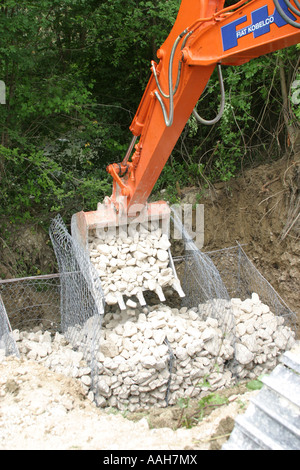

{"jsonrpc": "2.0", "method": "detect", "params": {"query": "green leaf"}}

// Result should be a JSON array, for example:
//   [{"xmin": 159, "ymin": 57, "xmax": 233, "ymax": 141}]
[{"xmin": 246, "ymin": 377, "xmax": 265, "ymax": 391}]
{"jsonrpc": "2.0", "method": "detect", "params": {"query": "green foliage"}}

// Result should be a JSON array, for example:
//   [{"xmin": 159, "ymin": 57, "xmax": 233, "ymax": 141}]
[
  {"xmin": 246, "ymin": 376, "xmax": 265, "ymax": 391},
  {"xmin": 0, "ymin": 144, "xmax": 111, "ymax": 224},
  {"xmin": 0, "ymin": 0, "xmax": 183, "ymax": 232},
  {"xmin": 0, "ymin": 0, "xmax": 299, "ymax": 259},
  {"xmin": 170, "ymin": 47, "xmax": 299, "ymax": 191},
  {"xmin": 0, "ymin": 0, "xmax": 101, "ymax": 149},
  {"xmin": 153, "ymin": 160, "xmax": 201, "ymax": 203},
  {"xmin": 177, "ymin": 392, "xmax": 229, "ymax": 429},
  {"xmin": 95, "ymin": 0, "xmax": 181, "ymax": 92}
]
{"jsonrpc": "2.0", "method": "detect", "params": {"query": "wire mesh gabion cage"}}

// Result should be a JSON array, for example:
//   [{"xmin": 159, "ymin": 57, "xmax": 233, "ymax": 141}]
[
  {"xmin": 48, "ymin": 214, "xmax": 105, "ymax": 393},
  {"xmin": 0, "ymin": 214, "xmax": 297, "ymax": 409},
  {"xmin": 0, "ymin": 294, "xmax": 19, "ymax": 357},
  {"xmin": 178, "ymin": 244, "xmax": 296, "ymax": 331},
  {"xmin": 0, "ymin": 274, "xmax": 61, "ymax": 333}
]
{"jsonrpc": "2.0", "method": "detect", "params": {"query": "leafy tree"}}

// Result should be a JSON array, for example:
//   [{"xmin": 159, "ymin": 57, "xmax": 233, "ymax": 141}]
[
  {"xmin": 178, "ymin": 46, "xmax": 300, "ymax": 184},
  {"xmin": 0, "ymin": 0, "xmax": 183, "ymax": 228},
  {"xmin": 0, "ymin": 0, "xmax": 110, "ymax": 222},
  {"xmin": 0, "ymin": 0, "xmax": 299, "ymax": 240}
]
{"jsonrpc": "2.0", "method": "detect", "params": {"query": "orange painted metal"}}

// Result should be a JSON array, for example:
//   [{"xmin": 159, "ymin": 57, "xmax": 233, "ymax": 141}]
[
  {"xmin": 105, "ymin": 0, "xmax": 300, "ymax": 218},
  {"xmin": 75, "ymin": 0, "xmax": 299, "ymax": 238},
  {"xmin": 72, "ymin": 200, "xmax": 171, "ymax": 247},
  {"xmin": 181, "ymin": 0, "xmax": 300, "ymax": 66}
]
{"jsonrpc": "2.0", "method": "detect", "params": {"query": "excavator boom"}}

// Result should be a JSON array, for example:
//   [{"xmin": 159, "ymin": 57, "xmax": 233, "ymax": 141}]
[
  {"xmin": 72, "ymin": 0, "xmax": 300, "ymax": 309},
  {"xmin": 108, "ymin": 0, "xmax": 300, "ymax": 214}
]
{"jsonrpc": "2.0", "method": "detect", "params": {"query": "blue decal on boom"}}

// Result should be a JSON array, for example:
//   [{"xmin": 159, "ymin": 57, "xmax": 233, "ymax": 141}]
[{"xmin": 221, "ymin": 0, "xmax": 296, "ymax": 51}]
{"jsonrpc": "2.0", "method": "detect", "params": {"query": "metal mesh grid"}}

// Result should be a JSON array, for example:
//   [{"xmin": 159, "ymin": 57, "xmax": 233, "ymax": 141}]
[
  {"xmin": 0, "ymin": 294, "xmax": 19, "ymax": 357},
  {"xmin": 0, "ymin": 214, "xmax": 296, "ymax": 405},
  {"xmin": 49, "ymin": 215, "xmax": 105, "ymax": 326},
  {"xmin": 49, "ymin": 214, "xmax": 105, "ymax": 394},
  {"xmin": 174, "ymin": 242, "xmax": 296, "ymax": 357},
  {"xmin": 206, "ymin": 244, "xmax": 294, "ymax": 329},
  {"xmin": 0, "ymin": 274, "xmax": 61, "ymax": 333}
]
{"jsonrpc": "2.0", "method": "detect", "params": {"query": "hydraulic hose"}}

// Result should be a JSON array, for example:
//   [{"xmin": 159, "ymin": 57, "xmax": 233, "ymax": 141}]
[
  {"xmin": 151, "ymin": 31, "xmax": 193, "ymax": 99},
  {"xmin": 273, "ymin": 0, "xmax": 300, "ymax": 28},
  {"xmin": 154, "ymin": 29, "xmax": 189, "ymax": 127},
  {"xmin": 122, "ymin": 135, "xmax": 137, "ymax": 165},
  {"xmin": 192, "ymin": 64, "xmax": 225, "ymax": 126},
  {"xmin": 155, "ymin": 37, "xmax": 225, "ymax": 127}
]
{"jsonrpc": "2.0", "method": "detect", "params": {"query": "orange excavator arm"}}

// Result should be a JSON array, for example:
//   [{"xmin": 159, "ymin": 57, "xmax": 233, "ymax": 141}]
[
  {"xmin": 73, "ymin": 0, "xmax": 299, "ymax": 244},
  {"xmin": 104, "ymin": 0, "xmax": 300, "ymax": 219}
]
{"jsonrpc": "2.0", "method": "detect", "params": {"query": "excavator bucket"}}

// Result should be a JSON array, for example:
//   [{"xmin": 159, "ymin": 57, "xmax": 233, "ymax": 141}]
[{"xmin": 71, "ymin": 197, "xmax": 185, "ymax": 311}]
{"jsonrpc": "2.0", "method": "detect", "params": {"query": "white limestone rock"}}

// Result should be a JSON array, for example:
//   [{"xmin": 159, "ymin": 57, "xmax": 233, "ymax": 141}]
[
  {"xmin": 235, "ymin": 342, "xmax": 255, "ymax": 365},
  {"xmin": 89, "ymin": 228, "xmax": 182, "ymax": 306},
  {"xmin": 9, "ymin": 291, "xmax": 296, "ymax": 413}
]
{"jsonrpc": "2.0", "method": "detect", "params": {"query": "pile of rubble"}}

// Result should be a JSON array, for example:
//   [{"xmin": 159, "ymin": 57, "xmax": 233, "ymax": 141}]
[
  {"xmin": 3, "ymin": 330, "xmax": 94, "ymax": 399},
  {"xmin": 3, "ymin": 293, "xmax": 295, "ymax": 413},
  {"xmin": 88, "ymin": 226, "xmax": 184, "ymax": 309},
  {"xmin": 90, "ymin": 293, "xmax": 295, "ymax": 410},
  {"xmin": 94, "ymin": 304, "xmax": 233, "ymax": 410},
  {"xmin": 230, "ymin": 294, "xmax": 295, "ymax": 379}
]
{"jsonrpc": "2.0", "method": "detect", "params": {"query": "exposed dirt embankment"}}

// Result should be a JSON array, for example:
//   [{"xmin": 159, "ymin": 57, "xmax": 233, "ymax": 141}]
[
  {"xmin": 0, "ymin": 225, "xmax": 56, "ymax": 279},
  {"xmin": 181, "ymin": 154, "xmax": 300, "ymax": 334}
]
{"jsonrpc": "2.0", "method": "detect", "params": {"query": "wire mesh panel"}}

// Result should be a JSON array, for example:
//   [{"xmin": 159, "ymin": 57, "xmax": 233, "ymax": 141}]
[
  {"xmin": 175, "ymin": 243, "xmax": 296, "ymax": 324},
  {"xmin": 171, "ymin": 210, "xmax": 236, "ymax": 347},
  {"xmin": 0, "ymin": 275, "xmax": 61, "ymax": 333},
  {"xmin": 0, "ymin": 294, "xmax": 19, "ymax": 357},
  {"xmin": 49, "ymin": 214, "xmax": 105, "ymax": 398},
  {"xmin": 207, "ymin": 244, "xmax": 296, "ymax": 330},
  {"xmin": 176, "ymin": 244, "xmax": 296, "ymax": 336},
  {"xmin": 49, "ymin": 215, "xmax": 105, "ymax": 325},
  {"xmin": 0, "ymin": 211, "xmax": 296, "ymax": 408}
]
